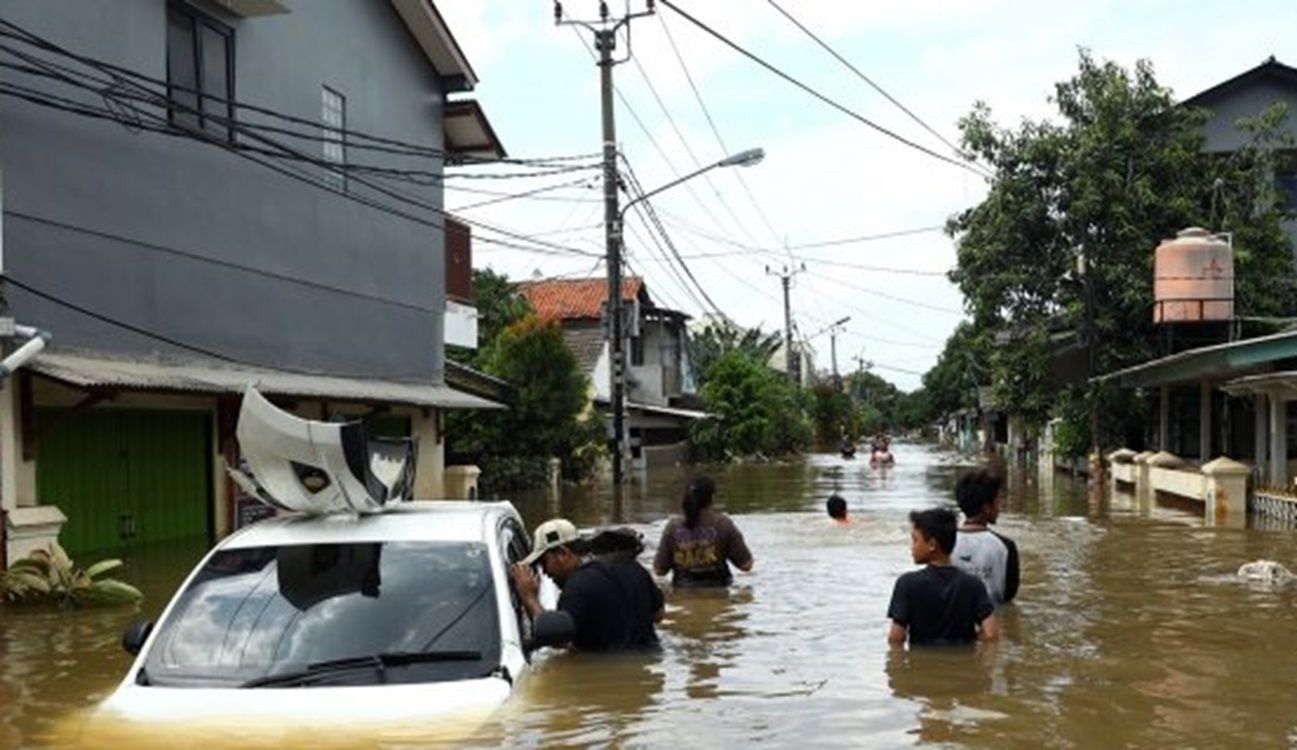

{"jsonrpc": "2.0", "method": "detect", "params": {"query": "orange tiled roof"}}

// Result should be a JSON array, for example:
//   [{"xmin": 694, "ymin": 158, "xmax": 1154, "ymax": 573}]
[{"xmin": 518, "ymin": 277, "xmax": 644, "ymax": 321}]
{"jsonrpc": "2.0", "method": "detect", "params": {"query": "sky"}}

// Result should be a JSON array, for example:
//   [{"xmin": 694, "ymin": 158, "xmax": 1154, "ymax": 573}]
[{"xmin": 435, "ymin": 0, "xmax": 1296, "ymax": 390}]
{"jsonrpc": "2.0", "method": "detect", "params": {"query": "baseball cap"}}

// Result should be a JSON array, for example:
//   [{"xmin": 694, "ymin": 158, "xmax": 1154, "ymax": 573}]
[{"xmin": 520, "ymin": 518, "xmax": 581, "ymax": 566}]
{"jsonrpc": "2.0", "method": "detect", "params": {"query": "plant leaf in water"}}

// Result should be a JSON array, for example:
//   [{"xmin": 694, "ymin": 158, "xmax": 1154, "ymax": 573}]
[
  {"xmin": 84, "ymin": 559, "xmax": 124, "ymax": 579},
  {"xmin": 76, "ymin": 579, "xmax": 144, "ymax": 606},
  {"xmin": 1, "ymin": 544, "xmax": 143, "ymax": 607}
]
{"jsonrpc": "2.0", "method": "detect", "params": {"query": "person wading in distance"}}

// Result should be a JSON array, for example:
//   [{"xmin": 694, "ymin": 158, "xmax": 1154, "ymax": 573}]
[{"xmin": 654, "ymin": 476, "xmax": 754, "ymax": 587}]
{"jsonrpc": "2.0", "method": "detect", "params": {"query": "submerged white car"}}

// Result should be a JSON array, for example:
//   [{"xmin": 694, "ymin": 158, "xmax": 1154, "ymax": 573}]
[{"xmin": 99, "ymin": 501, "xmax": 572, "ymax": 728}]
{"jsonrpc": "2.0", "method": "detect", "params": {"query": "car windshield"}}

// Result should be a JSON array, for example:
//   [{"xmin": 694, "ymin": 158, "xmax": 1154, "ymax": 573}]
[{"xmin": 142, "ymin": 541, "xmax": 500, "ymax": 687}]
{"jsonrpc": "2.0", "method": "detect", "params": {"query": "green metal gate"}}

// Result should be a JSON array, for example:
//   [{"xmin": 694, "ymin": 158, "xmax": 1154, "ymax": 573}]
[{"xmin": 36, "ymin": 409, "xmax": 213, "ymax": 556}]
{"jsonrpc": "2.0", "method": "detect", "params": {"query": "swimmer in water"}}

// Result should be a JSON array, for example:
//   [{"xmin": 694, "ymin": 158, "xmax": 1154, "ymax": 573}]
[{"xmin": 826, "ymin": 495, "xmax": 851, "ymax": 525}]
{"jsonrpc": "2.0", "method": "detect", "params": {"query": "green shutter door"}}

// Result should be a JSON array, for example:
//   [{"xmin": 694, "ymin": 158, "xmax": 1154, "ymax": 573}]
[{"xmin": 37, "ymin": 409, "xmax": 212, "ymax": 557}]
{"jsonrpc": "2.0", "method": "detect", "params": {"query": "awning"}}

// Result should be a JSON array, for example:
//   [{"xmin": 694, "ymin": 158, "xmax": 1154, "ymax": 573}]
[
  {"xmin": 1092, "ymin": 330, "xmax": 1297, "ymax": 388},
  {"xmin": 1221, "ymin": 371, "xmax": 1297, "ymax": 397},
  {"xmin": 444, "ymin": 100, "xmax": 506, "ymax": 162},
  {"xmin": 602, "ymin": 400, "xmax": 709, "ymax": 420},
  {"xmin": 28, "ymin": 350, "xmax": 504, "ymax": 409}
]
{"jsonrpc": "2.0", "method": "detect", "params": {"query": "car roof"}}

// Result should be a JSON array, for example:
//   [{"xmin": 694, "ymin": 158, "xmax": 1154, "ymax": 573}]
[{"xmin": 220, "ymin": 501, "xmax": 523, "ymax": 549}]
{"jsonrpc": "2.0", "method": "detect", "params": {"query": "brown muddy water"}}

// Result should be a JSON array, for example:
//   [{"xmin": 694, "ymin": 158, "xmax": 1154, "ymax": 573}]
[{"xmin": 4, "ymin": 442, "xmax": 1297, "ymax": 748}]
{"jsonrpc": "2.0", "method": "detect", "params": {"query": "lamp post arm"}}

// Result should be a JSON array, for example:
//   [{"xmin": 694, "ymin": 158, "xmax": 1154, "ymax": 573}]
[{"xmin": 619, "ymin": 161, "xmax": 720, "ymax": 220}]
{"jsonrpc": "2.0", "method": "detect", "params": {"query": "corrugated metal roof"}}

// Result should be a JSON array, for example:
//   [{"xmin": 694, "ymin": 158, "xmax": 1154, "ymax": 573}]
[
  {"xmin": 29, "ymin": 350, "xmax": 503, "ymax": 409},
  {"xmin": 518, "ymin": 277, "xmax": 644, "ymax": 321}
]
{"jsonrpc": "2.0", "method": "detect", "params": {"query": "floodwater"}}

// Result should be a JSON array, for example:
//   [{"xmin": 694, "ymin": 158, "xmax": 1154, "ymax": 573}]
[{"xmin": 5, "ymin": 442, "xmax": 1297, "ymax": 748}]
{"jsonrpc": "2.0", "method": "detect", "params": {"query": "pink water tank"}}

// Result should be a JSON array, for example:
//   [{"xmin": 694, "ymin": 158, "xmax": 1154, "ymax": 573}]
[{"xmin": 1153, "ymin": 227, "xmax": 1233, "ymax": 324}]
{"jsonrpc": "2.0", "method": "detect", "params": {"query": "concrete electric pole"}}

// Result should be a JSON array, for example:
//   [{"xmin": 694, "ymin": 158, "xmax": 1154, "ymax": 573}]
[
  {"xmin": 556, "ymin": 1, "xmax": 655, "ymax": 486},
  {"xmin": 766, "ymin": 263, "xmax": 805, "ymax": 383}
]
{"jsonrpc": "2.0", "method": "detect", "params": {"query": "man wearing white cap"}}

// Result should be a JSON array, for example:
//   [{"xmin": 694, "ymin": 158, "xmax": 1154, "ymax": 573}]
[{"xmin": 511, "ymin": 518, "xmax": 664, "ymax": 652}]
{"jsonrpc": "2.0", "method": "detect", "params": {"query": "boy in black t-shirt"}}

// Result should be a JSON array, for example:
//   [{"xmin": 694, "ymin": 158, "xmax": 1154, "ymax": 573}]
[{"xmin": 887, "ymin": 508, "xmax": 998, "ymax": 647}]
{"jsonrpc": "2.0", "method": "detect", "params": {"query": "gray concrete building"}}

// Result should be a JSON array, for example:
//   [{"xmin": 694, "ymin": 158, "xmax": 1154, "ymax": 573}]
[{"xmin": 0, "ymin": 0, "xmax": 504, "ymax": 562}]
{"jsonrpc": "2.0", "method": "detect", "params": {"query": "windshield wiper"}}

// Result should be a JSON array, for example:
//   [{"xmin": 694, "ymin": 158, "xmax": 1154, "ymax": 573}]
[{"xmin": 240, "ymin": 650, "xmax": 483, "ymax": 688}]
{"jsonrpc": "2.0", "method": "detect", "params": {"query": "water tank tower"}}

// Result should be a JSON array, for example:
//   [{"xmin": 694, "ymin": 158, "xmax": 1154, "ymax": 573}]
[{"xmin": 1153, "ymin": 227, "xmax": 1233, "ymax": 324}]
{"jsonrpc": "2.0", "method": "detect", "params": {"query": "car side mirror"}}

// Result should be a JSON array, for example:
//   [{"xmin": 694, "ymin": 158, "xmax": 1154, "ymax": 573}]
[
  {"xmin": 121, "ymin": 620, "xmax": 154, "ymax": 656},
  {"xmin": 527, "ymin": 610, "xmax": 575, "ymax": 651}
]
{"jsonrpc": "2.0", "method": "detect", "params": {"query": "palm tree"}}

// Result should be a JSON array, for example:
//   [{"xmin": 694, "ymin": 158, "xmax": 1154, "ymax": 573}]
[{"xmin": 690, "ymin": 321, "xmax": 782, "ymax": 387}]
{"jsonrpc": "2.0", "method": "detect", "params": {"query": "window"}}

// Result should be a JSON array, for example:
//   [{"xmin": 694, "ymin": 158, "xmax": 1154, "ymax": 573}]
[
  {"xmin": 166, "ymin": 3, "xmax": 233, "ymax": 139},
  {"xmin": 630, "ymin": 335, "xmax": 645, "ymax": 367},
  {"xmin": 143, "ymin": 541, "xmax": 501, "ymax": 687},
  {"xmin": 322, "ymin": 86, "xmax": 346, "ymax": 189}
]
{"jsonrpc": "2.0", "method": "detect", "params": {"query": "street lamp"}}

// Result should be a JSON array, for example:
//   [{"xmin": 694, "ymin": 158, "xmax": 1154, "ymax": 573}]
[
  {"xmin": 620, "ymin": 147, "xmax": 765, "ymax": 220},
  {"xmin": 606, "ymin": 147, "xmax": 765, "ymax": 485}
]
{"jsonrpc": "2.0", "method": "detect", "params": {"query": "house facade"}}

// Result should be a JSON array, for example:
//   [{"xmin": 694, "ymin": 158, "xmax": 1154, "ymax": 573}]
[
  {"xmin": 1182, "ymin": 57, "xmax": 1297, "ymax": 266},
  {"xmin": 0, "ymin": 0, "xmax": 503, "ymax": 563},
  {"xmin": 518, "ymin": 277, "xmax": 703, "ymax": 470}
]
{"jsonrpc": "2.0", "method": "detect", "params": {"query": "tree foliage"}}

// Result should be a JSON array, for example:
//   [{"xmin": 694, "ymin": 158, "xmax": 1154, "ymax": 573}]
[
  {"xmin": 446, "ymin": 268, "xmax": 532, "ymax": 367},
  {"xmin": 446, "ymin": 292, "xmax": 600, "ymax": 491},
  {"xmin": 689, "ymin": 321, "xmax": 783, "ymax": 389},
  {"xmin": 692, "ymin": 350, "xmax": 810, "ymax": 460}
]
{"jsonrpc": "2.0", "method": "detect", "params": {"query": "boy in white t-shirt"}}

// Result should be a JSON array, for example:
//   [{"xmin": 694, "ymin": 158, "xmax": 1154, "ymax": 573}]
[{"xmin": 951, "ymin": 469, "xmax": 1019, "ymax": 605}]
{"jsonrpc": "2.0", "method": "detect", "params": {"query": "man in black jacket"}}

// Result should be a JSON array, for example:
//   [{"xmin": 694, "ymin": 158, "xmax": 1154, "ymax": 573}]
[{"xmin": 512, "ymin": 518, "xmax": 663, "ymax": 652}]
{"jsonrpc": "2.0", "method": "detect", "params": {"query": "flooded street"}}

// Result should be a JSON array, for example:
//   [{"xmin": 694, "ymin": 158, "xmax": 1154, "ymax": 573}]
[{"xmin": 5, "ymin": 442, "xmax": 1297, "ymax": 748}]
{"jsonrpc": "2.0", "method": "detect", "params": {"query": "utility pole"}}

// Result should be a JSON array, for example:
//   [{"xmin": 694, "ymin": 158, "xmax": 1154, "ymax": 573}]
[
  {"xmin": 1079, "ymin": 245, "xmax": 1101, "ymax": 469},
  {"xmin": 828, "ymin": 316, "xmax": 850, "ymax": 389},
  {"xmin": 766, "ymin": 263, "xmax": 805, "ymax": 383},
  {"xmin": 556, "ymin": 1, "xmax": 654, "ymax": 487}
]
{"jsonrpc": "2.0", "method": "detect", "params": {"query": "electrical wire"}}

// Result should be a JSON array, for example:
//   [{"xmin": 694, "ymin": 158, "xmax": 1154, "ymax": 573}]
[
  {"xmin": 806, "ymin": 271, "xmax": 964, "ymax": 314},
  {"xmin": 658, "ymin": 0, "xmax": 988, "ymax": 178},
  {"xmin": 0, "ymin": 57, "xmax": 601, "ymax": 259},
  {"xmin": 764, "ymin": 0, "xmax": 982, "ymax": 172},
  {"xmin": 0, "ymin": 19, "xmax": 600, "ymax": 169},
  {"xmin": 628, "ymin": 51, "xmax": 768, "ymax": 251},
  {"xmin": 1, "ymin": 274, "xmax": 434, "ymax": 379},
  {"xmin": 658, "ymin": 12, "xmax": 787, "ymax": 253}
]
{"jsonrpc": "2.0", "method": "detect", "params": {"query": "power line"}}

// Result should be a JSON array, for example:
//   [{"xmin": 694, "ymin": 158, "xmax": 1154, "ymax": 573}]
[
  {"xmin": 570, "ymin": 27, "xmax": 757, "ymax": 264},
  {"xmin": 1, "ymin": 274, "xmax": 430, "ymax": 379},
  {"xmin": 791, "ymin": 225, "xmax": 947, "ymax": 250},
  {"xmin": 620, "ymin": 157, "xmax": 731, "ymax": 321},
  {"xmin": 658, "ymin": 12, "xmax": 786, "ymax": 251},
  {"xmin": 0, "ymin": 59, "xmax": 600, "ymax": 259},
  {"xmin": 0, "ymin": 20, "xmax": 598, "ymax": 169},
  {"xmin": 628, "ymin": 48, "xmax": 768, "ymax": 251},
  {"xmin": 764, "ymin": 0, "xmax": 981, "ymax": 171},
  {"xmin": 657, "ymin": 0, "xmax": 988, "ymax": 178},
  {"xmin": 4, "ymin": 210, "xmax": 444, "ymax": 312},
  {"xmin": 805, "ymin": 270, "xmax": 964, "ymax": 314},
  {"xmin": 448, "ymin": 177, "xmax": 596, "ymax": 211}
]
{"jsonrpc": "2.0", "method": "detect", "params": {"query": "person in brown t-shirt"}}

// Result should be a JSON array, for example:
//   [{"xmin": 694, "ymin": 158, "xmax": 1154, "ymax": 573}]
[{"xmin": 653, "ymin": 476, "xmax": 753, "ymax": 587}]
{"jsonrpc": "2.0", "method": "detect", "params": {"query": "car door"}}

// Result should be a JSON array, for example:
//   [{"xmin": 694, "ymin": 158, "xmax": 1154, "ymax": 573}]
[{"xmin": 498, "ymin": 519, "xmax": 533, "ymax": 657}]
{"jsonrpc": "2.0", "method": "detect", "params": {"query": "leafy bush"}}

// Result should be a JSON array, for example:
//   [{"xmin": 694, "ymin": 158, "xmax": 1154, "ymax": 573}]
[
  {"xmin": 692, "ymin": 350, "xmax": 810, "ymax": 461},
  {"xmin": 1, "ymin": 542, "xmax": 143, "ymax": 607}
]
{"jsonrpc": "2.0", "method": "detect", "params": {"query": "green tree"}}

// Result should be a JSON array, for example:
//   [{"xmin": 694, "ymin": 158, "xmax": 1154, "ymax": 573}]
[
  {"xmin": 449, "ymin": 313, "xmax": 596, "ymax": 491},
  {"xmin": 692, "ymin": 350, "xmax": 809, "ymax": 460},
  {"xmin": 947, "ymin": 50, "xmax": 1294, "ymax": 454},
  {"xmin": 690, "ymin": 321, "xmax": 782, "ymax": 388},
  {"xmin": 808, "ymin": 382, "xmax": 857, "ymax": 445},
  {"xmin": 920, "ymin": 322, "xmax": 991, "ymax": 423}
]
